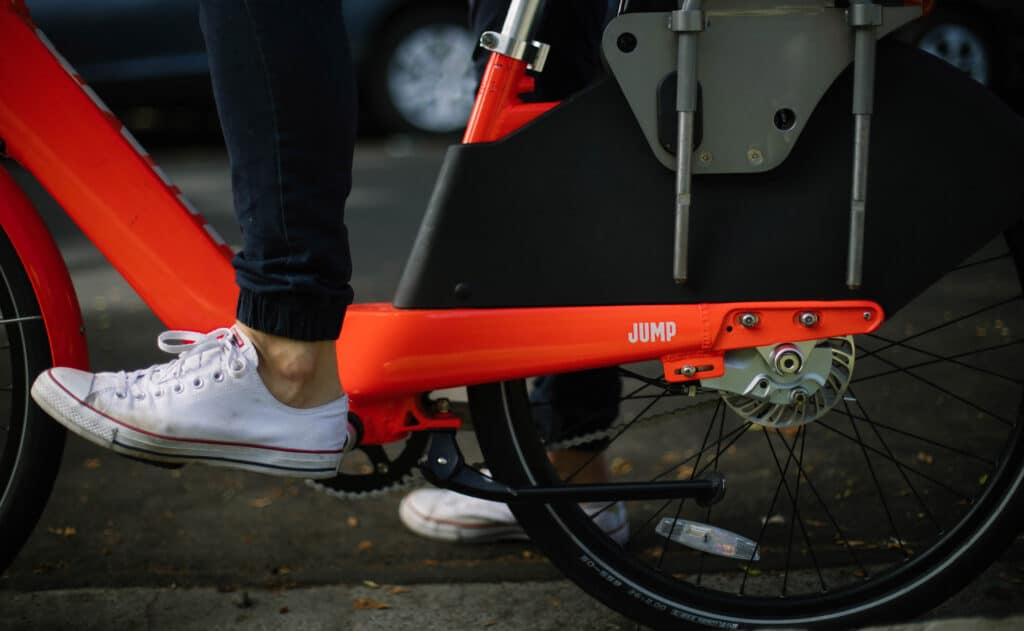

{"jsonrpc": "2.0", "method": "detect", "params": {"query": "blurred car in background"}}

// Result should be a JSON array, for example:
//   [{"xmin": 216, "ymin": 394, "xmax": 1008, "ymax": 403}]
[
  {"xmin": 27, "ymin": 0, "xmax": 478, "ymax": 135},
  {"xmin": 26, "ymin": 1, "xmax": 1024, "ymax": 137},
  {"xmin": 898, "ymin": 0, "xmax": 1024, "ymax": 108}
]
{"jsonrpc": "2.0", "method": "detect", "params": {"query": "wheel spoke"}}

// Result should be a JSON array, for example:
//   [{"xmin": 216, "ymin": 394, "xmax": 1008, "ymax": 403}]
[
  {"xmin": 842, "ymin": 400, "xmax": 909, "ymax": 557},
  {"xmin": 855, "ymin": 336, "xmax": 1024, "ymax": 386},
  {"xmin": 819, "ymin": 419, "xmax": 970, "ymax": 501},
  {"xmin": 857, "ymin": 295, "xmax": 1021, "ymax": 362},
  {"xmin": 829, "ymin": 407, "xmax": 995, "ymax": 466}
]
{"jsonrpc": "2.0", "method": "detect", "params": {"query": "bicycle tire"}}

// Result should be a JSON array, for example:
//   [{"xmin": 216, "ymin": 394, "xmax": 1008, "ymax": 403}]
[
  {"xmin": 0, "ymin": 227, "xmax": 66, "ymax": 573},
  {"xmin": 471, "ymin": 225, "xmax": 1024, "ymax": 629}
]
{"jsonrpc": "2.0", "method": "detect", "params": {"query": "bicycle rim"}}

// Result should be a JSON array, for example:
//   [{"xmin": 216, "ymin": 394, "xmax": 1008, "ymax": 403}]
[{"xmin": 471, "ymin": 228, "xmax": 1024, "ymax": 628}]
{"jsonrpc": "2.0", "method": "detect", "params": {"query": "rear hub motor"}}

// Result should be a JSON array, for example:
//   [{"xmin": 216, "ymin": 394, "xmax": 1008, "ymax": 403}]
[{"xmin": 702, "ymin": 336, "xmax": 855, "ymax": 428}]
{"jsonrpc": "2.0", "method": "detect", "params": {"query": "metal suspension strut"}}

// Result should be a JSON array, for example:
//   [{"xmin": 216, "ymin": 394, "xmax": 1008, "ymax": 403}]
[
  {"xmin": 478, "ymin": 0, "xmax": 551, "ymax": 72},
  {"xmin": 670, "ymin": 0, "xmax": 704, "ymax": 285},
  {"xmin": 846, "ymin": 0, "xmax": 882, "ymax": 290}
]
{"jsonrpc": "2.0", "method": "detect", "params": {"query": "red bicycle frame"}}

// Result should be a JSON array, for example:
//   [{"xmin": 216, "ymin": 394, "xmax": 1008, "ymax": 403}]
[{"xmin": 0, "ymin": 3, "xmax": 882, "ymax": 445}]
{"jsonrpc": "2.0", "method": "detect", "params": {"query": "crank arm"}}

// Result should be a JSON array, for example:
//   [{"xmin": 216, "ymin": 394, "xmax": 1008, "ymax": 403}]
[{"xmin": 419, "ymin": 431, "xmax": 726, "ymax": 506}]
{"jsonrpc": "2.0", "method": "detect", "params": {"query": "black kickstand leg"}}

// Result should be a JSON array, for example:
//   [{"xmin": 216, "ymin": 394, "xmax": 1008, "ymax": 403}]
[{"xmin": 419, "ymin": 431, "xmax": 726, "ymax": 506}]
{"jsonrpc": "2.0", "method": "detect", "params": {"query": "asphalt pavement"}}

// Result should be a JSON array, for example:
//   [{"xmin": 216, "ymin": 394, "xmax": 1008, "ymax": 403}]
[{"xmin": 1, "ymin": 140, "xmax": 1022, "ymax": 630}]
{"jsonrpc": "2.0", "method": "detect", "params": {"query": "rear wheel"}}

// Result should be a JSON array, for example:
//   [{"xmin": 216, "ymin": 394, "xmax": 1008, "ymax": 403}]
[
  {"xmin": 0, "ymin": 228, "xmax": 65, "ymax": 572},
  {"xmin": 472, "ymin": 228, "xmax": 1024, "ymax": 628}
]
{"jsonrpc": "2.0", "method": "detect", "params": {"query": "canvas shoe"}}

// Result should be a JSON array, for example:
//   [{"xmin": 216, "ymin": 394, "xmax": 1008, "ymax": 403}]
[
  {"xmin": 399, "ymin": 481, "xmax": 630, "ymax": 545},
  {"xmin": 30, "ymin": 326, "xmax": 348, "ymax": 478}
]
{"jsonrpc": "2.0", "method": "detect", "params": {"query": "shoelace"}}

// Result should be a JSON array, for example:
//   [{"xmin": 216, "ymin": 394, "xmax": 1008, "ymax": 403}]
[{"xmin": 119, "ymin": 328, "xmax": 246, "ymax": 398}]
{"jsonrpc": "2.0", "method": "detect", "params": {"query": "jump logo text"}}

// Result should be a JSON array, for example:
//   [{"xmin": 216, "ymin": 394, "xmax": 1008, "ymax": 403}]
[{"xmin": 627, "ymin": 321, "xmax": 677, "ymax": 344}]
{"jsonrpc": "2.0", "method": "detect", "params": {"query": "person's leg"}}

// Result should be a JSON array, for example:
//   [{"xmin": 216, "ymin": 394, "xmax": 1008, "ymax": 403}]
[
  {"xmin": 30, "ymin": 0, "xmax": 355, "ymax": 478},
  {"xmin": 202, "ymin": 0, "xmax": 355, "ymax": 408},
  {"xmin": 399, "ymin": 0, "xmax": 628, "ymax": 543}
]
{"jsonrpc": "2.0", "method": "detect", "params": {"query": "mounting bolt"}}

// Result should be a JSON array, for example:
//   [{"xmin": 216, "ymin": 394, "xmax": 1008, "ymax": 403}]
[
  {"xmin": 739, "ymin": 312, "xmax": 760, "ymax": 328},
  {"xmin": 480, "ymin": 32, "xmax": 500, "ymax": 49},
  {"xmin": 699, "ymin": 151, "xmax": 713, "ymax": 163},
  {"xmin": 680, "ymin": 365, "xmax": 697, "ymax": 377},
  {"xmin": 799, "ymin": 312, "xmax": 819, "ymax": 327},
  {"xmin": 863, "ymin": 311, "xmax": 872, "ymax": 321},
  {"xmin": 436, "ymin": 457, "xmax": 449, "ymax": 466},
  {"xmin": 435, "ymin": 398, "xmax": 451, "ymax": 415},
  {"xmin": 747, "ymin": 148, "xmax": 764, "ymax": 166},
  {"xmin": 789, "ymin": 387, "xmax": 809, "ymax": 405}
]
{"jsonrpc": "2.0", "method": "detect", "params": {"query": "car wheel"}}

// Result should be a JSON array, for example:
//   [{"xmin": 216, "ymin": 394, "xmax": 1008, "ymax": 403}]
[
  {"xmin": 367, "ymin": 5, "xmax": 478, "ymax": 135},
  {"xmin": 914, "ymin": 10, "xmax": 995, "ymax": 87}
]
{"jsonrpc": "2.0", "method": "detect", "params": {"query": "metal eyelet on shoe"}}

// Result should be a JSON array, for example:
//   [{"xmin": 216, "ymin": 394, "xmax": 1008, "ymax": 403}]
[
  {"xmin": 229, "ymin": 359, "xmax": 246, "ymax": 375},
  {"xmin": 172, "ymin": 383, "xmax": 184, "ymax": 394},
  {"xmin": 134, "ymin": 392, "xmax": 145, "ymax": 400},
  {"xmin": 192, "ymin": 377, "xmax": 205, "ymax": 389},
  {"xmin": 153, "ymin": 388, "xmax": 165, "ymax": 398},
  {"xmin": 212, "ymin": 371, "xmax": 225, "ymax": 383},
  {"xmin": 115, "ymin": 392, "xmax": 127, "ymax": 399}
]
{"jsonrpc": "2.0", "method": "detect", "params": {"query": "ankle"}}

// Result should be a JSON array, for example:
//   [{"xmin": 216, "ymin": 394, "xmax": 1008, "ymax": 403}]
[{"xmin": 236, "ymin": 323, "xmax": 343, "ymax": 408}]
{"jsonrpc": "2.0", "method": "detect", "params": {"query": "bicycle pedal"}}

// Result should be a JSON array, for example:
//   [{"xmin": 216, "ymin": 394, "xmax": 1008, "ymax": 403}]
[{"xmin": 655, "ymin": 518, "xmax": 760, "ymax": 561}]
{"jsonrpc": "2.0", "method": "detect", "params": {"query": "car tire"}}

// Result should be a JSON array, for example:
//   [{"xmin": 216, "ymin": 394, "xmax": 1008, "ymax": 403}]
[
  {"xmin": 912, "ymin": 8, "xmax": 999, "ymax": 89},
  {"xmin": 365, "ymin": 4, "xmax": 478, "ymax": 135}
]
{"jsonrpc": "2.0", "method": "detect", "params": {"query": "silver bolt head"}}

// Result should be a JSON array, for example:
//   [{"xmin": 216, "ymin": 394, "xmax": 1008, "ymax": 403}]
[
  {"xmin": 739, "ymin": 312, "xmax": 760, "ymax": 328},
  {"xmin": 480, "ymin": 32, "xmax": 499, "ymax": 49},
  {"xmin": 747, "ymin": 148, "xmax": 764, "ymax": 165},
  {"xmin": 681, "ymin": 365, "xmax": 697, "ymax": 377},
  {"xmin": 863, "ymin": 311, "xmax": 872, "ymax": 321},
  {"xmin": 799, "ymin": 312, "xmax": 819, "ymax": 327},
  {"xmin": 699, "ymin": 151, "xmax": 713, "ymax": 163}
]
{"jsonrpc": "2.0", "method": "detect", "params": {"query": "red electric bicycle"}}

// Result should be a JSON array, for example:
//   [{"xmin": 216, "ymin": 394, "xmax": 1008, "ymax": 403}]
[{"xmin": 2, "ymin": 0, "xmax": 1023, "ymax": 628}]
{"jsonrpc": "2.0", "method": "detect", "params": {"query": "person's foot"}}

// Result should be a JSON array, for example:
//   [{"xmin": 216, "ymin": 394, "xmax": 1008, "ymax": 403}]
[
  {"xmin": 30, "ymin": 326, "xmax": 349, "ymax": 478},
  {"xmin": 399, "ymin": 484, "xmax": 630, "ymax": 545}
]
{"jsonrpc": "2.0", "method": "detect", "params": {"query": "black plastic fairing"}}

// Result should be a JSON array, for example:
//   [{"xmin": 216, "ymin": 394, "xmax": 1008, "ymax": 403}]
[{"xmin": 394, "ymin": 42, "xmax": 1024, "ymax": 315}]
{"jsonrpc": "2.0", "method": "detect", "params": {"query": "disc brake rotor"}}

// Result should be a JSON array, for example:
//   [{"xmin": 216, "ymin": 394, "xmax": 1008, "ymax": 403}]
[{"xmin": 707, "ymin": 336, "xmax": 855, "ymax": 428}]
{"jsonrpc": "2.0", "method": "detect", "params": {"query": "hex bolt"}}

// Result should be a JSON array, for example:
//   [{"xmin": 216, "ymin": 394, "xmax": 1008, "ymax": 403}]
[
  {"xmin": 747, "ymin": 148, "xmax": 764, "ymax": 166},
  {"xmin": 699, "ymin": 151, "xmax": 713, "ymax": 163},
  {"xmin": 739, "ymin": 312, "xmax": 760, "ymax": 328},
  {"xmin": 789, "ymin": 388, "xmax": 809, "ymax": 405},
  {"xmin": 863, "ymin": 311, "xmax": 872, "ymax": 321},
  {"xmin": 435, "ymin": 398, "xmax": 451, "ymax": 415},
  {"xmin": 799, "ymin": 312, "xmax": 819, "ymax": 327},
  {"xmin": 680, "ymin": 365, "xmax": 697, "ymax": 377},
  {"xmin": 480, "ymin": 32, "xmax": 499, "ymax": 49}
]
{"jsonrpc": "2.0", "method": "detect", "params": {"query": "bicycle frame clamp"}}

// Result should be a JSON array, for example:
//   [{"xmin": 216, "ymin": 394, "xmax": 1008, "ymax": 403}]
[
  {"xmin": 670, "ymin": 0, "xmax": 705, "ymax": 285},
  {"xmin": 419, "ymin": 430, "xmax": 726, "ymax": 507},
  {"xmin": 846, "ymin": 1, "xmax": 882, "ymax": 290},
  {"xmin": 479, "ymin": 0, "xmax": 550, "ymax": 72}
]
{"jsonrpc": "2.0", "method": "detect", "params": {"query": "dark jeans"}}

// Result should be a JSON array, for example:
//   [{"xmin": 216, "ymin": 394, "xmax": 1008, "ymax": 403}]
[{"xmin": 200, "ymin": 0, "xmax": 619, "ymax": 444}]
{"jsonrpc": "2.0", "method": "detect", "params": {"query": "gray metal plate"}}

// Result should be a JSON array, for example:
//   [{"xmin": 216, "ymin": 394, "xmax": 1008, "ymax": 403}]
[{"xmin": 602, "ymin": 4, "xmax": 919, "ymax": 173}]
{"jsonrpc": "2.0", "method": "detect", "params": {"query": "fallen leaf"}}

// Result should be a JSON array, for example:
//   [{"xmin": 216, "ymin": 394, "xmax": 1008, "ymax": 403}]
[
  {"xmin": 362, "ymin": 580, "xmax": 380, "ymax": 589},
  {"xmin": 387, "ymin": 586, "xmax": 411, "ymax": 595},
  {"xmin": 347, "ymin": 516, "xmax": 359, "ymax": 528},
  {"xmin": 521, "ymin": 550, "xmax": 535, "ymax": 560},
  {"xmin": 760, "ymin": 514, "xmax": 786, "ymax": 526},
  {"xmin": 675, "ymin": 465, "xmax": 694, "ymax": 480},
  {"xmin": 84, "ymin": 458, "xmax": 101, "ymax": 469},
  {"xmin": 915, "ymin": 451, "xmax": 935, "ymax": 465},
  {"xmin": 279, "ymin": 607, "xmax": 290, "ymax": 614},
  {"xmin": 853, "ymin": 569, "xmax": 868, "ymax": 578},
  {"xmin": 249, "ymin": 497, "xmax": 273, "ymax": 509},
  {"xmin": 47, "ymin": 526, "xmax": 77, "ymax": 537},
  {"xmin": 355, "ymin": 540, "xmax": 374, "ymax": 553},
  {"xmin": 739, "ymin": 565, "xmax": 761, "ymax": 576},
  {"xmin": 610, "ymin": 457, "xmax": 633, "ymax": 476},
  {"xmin": 353, "ymin": 598, "xmax": 390, "ymax": 610},
  {"xmin": 980, "ymin": 474, "xmax": 990, "ymax": 486},
  {"xmin": 547, "ymin": 598, "xmax": 561, "ymax": 607},
  {"xmin": 422, "ymin": 559, "xmax": 439, "ymax": 566},
  {"xmin": 658, "ymin": 451, "xmax": 685, "ymax": 466}
]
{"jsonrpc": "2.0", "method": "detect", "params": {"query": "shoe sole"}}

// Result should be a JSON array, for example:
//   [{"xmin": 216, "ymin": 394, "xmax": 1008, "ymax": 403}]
[
  {"xmin": 398, "ymin": 496, "xmax": 530, "ymax": 543},
  {"xmin": 31, "ymin": 370, "xmax": 342, "ymax": 479}
]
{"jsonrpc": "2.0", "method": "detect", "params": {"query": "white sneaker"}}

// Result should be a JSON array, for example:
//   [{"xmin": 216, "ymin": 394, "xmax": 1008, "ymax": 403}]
[
  {"xmin": 30, "ymin": 326, "xmax": 348, "ymax": 479},
  {"xmin": 399, "ymin": 483, "xmax": 630, "ymax": 545}
]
